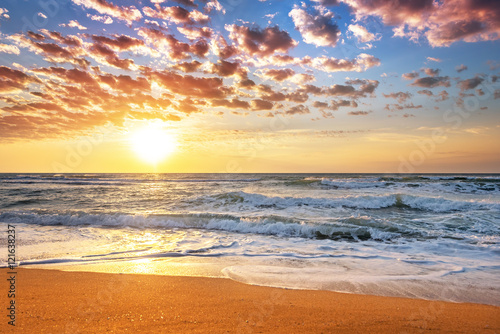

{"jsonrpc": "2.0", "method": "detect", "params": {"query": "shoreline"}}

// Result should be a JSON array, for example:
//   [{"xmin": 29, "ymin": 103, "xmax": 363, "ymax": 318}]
[{"xmin": 3, "ymin": 268, "xmax": 499, "ymax": 333}]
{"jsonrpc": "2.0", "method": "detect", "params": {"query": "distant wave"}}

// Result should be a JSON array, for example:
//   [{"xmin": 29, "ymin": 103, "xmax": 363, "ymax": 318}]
[
  {"xmin": 0, "ymin": 174, "xmax": 261, "ymax": 185},
  {"xmin": 288, "ymin": 176, "xmax": 500, "ymax": 193}
]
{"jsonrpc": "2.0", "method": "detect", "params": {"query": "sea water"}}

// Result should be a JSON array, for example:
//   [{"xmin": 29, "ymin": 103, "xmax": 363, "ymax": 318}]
[{"xmin": 0, "ymin": 173, "xmax": 499, "ymax": 305}]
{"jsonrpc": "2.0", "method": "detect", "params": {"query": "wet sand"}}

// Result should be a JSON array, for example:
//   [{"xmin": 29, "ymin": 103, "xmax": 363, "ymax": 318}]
[{"xmin": 3, "ymin": 268, "xmax": 499, "ymax": 333}]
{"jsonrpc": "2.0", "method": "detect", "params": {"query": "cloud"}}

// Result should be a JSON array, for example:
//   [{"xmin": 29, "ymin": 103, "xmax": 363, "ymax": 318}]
[
  {"xmin": 211, "ymin": 98, "xmax": 250, "ymax": 109},
  {"xmin": 0, "ymin": 65, "xmax": 184, "ymax": 141},
  {"xmin": 251, "ymin": 99, "xmax": 274, "ymax": 110},
  {"xmin": 348, "ymin": 24, "xmax": 380, "ymax": 43},
  {"xmin": 144, "ymin": 68, "xmax": 227, "ymax": 99},
  {"xmin": 210, "ymin": 35, "xmax": 238, "ymax": 59},
  {"xmin": 457, "ymin": 76, "xmax": 484, "ymax": 90},
  {"xmin": 385, "ymin": 103, "xmax": 422, "ymax": 111},
  {"xmin": 410, "ymin": 76, "xmax": 450, "ymax": 88},
  {"xmin": 311, "ymin": 53, "xmax": 380, "ymax": 72},
  {"xmin": 177, "ymin": 26, "xmax": 213, "ymax": 40},
  {"xmin": 436, "ymin": 90, "xmax": 449, "ymax": 101},
  {"xmin": 205, "ymin": 0, "xmax": 225, "ymax": 14},
  {"xmin": 402, "ymin": 71, "xmax": 419, "ymax": 80},
  {"xmin": 261, "ymin": 68, "xmax": 295, "ymax": 82},
  {"xmin": 72, "ymin": 0, "xmax": 142, "ymax": 23},
  {"xmin": 91, "ymin": 34, "xmax": 145, "ymax": 52},
  {"xmin": 60, "ymin": 20, "xmax": 87, "ymax": 30},
  {"xmin": 290, "ymin": 73, "xmax": 315, "ymax": 84},
  {"xmin": 0, "ymin": 66, "xmax": 40, "ymax": 93},
  {"xmin": 427, "ymin": 57, "xmax": 441, "ymax": 62},
  {"xmin": 348, "ymin": 110, "xmax": 371, "ymax": 116},
  {"xmin": 330, "ymin": 99, "xmax": 355, "ymax": 110},
  {"xmin": 285, "ymin": 104, "xmax": 310, "ymax": 115},
  {"xmin": 172, "ymin": 0, "xmax": 197, "ymax": 8},
  {"xmin": 456, "ymin": 64, "xmax": 468, "ymax": 72},
  {"xmin": 14, "ymin": 33, "xmax": 88, "ymax": 68},
  {"xmin": 422, "ymin": 68, "xmax": 440, "ymax": 77},
  {"xmin": 417, "ymin": 89, "xmax": 433, "ymax": 96},
  {"xmin": 137, "ymin": 28, "xmax": 208, "ymax": 60},
  {"xmin": 88, "ymin": 43, "xmax": 134, "ymax": 69},
  {"xmin": 143, "ymin": 5, "xmax": 209, "ymax": 25},
  {"xmin": 383, "ymin": 91, "xmax": 412, "ymax": 103},
  {"xmin": 289, "ymin": 5, "xmax": 340, "ymax": 47},
  {"xmin": 0, "ymin": 43, "xmax": 20, "ymax": 55},
  {"xmin": 323, "ymin": 79, "xmax": 379, "ymax": 98},
  {"xmin": 87, "ymin": 13, "xmax": 113, "ymax": 24},
  {"xmin": 311, "ymin": 0, "xmax": 339, "ymax": 5},
  {"xmin": 0, "ymin": 7, "xmax": 9, "ymax": 20},
  {"xmin": 344, "ymin": 0, "xmax": 500, "ymax": 47},
  {"xmin": 173, "ymin": 60, "xmax": 203, "ymax": 73},
  {"xmin": 210, "ymin": 60, "xmax": 246, "ymax": 78},
  {"xmin": 226, "ymin": 24, "xmax": 297, "ymax": 57}
]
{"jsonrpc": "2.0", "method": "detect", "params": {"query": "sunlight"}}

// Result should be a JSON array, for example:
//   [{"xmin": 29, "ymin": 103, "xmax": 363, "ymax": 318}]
[{"xmin": 129, "ymin": 123, "xmax": 177, "ymax": 164}]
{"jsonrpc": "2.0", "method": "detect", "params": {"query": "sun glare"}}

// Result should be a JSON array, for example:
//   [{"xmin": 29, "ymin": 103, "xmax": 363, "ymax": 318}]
[{"xmin": 130, "ymin": 124, "xmax": 177, "ymax": 164}]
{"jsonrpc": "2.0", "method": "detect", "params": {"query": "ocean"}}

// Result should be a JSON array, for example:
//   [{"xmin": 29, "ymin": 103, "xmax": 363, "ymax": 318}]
[{"xmin": 1, "ymin": 173, "xmax": 499, "ymax": 305}]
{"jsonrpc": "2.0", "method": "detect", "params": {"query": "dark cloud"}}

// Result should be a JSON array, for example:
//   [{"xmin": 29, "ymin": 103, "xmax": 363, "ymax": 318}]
[
  {"xmin": 261, "ymin": 68, "xmax": 295, "ymax": 82},
  {"xmin": 211, "ymin": 60, "xmax": 246, "ymax": 78},
  {"xmin": 251, "ymin": 99, "xmax": 274, "ymax": 110},
  {"xmin": 173, "ymin": 61, "xmax": 203, "ymax": 73},
  {"xmin": 457, "ymin": 76, "xmax": 484, "ymax": 90},
  {"xmin": 285, "ymin": 104, "xmax": 310, "ymax": 115},
  {"xmin": 91, "ymin": 34, "xmax": 145, "ymax": 51},
  {"xmin": 142, "ymin": 5, "xmax": 209, "ymax": 25},
  {"xmin": 410, "ymin": 76, "xmax": 450, "ymax": 88},
  {"xmin": 226, "ymin": 24, "xmax": 297, "ymax": 57}
]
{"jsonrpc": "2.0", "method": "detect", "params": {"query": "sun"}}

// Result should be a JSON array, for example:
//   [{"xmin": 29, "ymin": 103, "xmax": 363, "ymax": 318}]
[{"xmin": 129, "ymin": 124, "xmax": 177, "ymax": 164}]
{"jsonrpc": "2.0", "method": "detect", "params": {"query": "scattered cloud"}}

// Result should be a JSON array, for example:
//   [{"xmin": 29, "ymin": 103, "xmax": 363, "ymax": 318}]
[
  {"xmin": 456, "ymin": 64, "xmax": 467, "ymax": 72},
  {"xmin": 427, "ymin": 57, "xmax": 441, "ymax": 62},
  {"xmin": 60, "ymin": 20, "xmax": 87, "ymax": 30},
  {"xmin": 311, "ymin": 53, "xmax": 380, "ymax": 72}
]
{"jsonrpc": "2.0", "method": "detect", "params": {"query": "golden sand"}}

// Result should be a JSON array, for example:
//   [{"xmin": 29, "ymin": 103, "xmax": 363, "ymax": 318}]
[{"xmin": 2, "ymin": 268, "xmax": 499, "ymax": 333}]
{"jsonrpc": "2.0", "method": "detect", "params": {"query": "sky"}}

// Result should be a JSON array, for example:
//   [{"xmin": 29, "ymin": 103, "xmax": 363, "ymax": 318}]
[{"xmin": 0, "ymin": 0, "xmax": 499, "ymax": 173}]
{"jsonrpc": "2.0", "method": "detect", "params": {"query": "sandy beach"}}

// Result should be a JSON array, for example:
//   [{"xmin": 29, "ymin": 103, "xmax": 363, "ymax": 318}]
[{"xmin": 2, "ymin": 268, "xmax": 499, "ymax": 333}]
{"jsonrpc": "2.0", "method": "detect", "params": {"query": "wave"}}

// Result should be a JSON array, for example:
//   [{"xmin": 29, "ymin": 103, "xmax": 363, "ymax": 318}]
[
  {"xmin": 291, "ymin": 176, "xmax": 500, "ymax": 193},
  {"xmin": 1, "ymin": 210, "xmax": 497, "ymax": 243},
  {"xmin": 203, "ymin": 191, "xmax": 499, "ymax": 213},
  {"xmin": 0, "ymin": 174, "xmax": 261, "ymax": 186}
]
